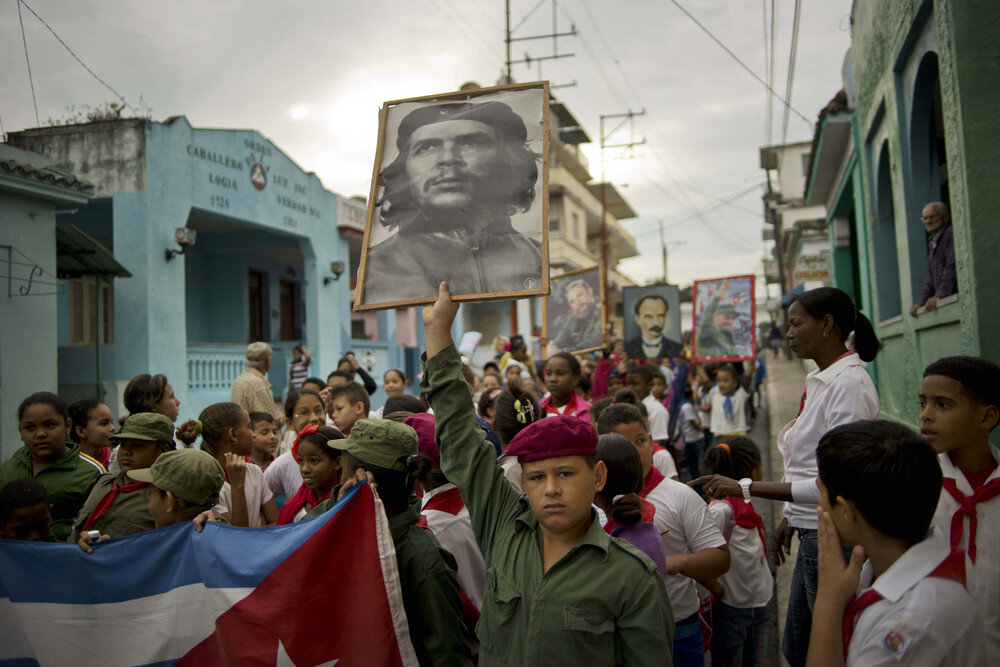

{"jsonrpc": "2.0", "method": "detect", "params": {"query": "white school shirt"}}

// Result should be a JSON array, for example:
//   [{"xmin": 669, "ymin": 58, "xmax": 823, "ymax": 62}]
[
  {"xmin": 931, "ymin": 446, "xmax": 1000, "ymax": 662},
  {"xmin": 641, "ymin": 394, "xmax": 670, "ymax": 442},
  {"xmin": 846, "ymin": 537, "xmax": 987, "ymax": 666},
  {"xmin": 708, "ymin": 385, "xmax": 748, "ymax": 435},
  {"xmin": 644, "ymin": 476, "xmax": 727, "ymax": 619},
  {"xmin": 263, "ymin": 450, "xmax": 303, "ymax": 500},
  {"xmin": 777, "ymin": 353, "xmax": 879, "ymax": 529},
  {"xmin": 496, "ymin": 454, "xmax": 523, "ymax": 492},
  {"xmin": 214, "ymin": 463, "xmax": 274, "ymax": 527},
  {"xmin": 652, "ymin": 448, "xmax": 678, "ymax": 480},
  {"xmin": 707, "ymin": 500, "xmax": 772, "ymax": 608},
  {"xmin": 679, "ymin": 401, "xmax": 703, "ymax": 443},
  {"xmin": 420, "ymin": 483, "xmax": 486, "ymax": 611}
]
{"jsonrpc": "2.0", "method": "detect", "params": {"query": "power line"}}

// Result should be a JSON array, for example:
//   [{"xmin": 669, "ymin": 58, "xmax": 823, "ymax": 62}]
[
  {"xmin": 762, "ymin": 0, "xmax": 771, "ymax": 144},
  {"xmin": 432, "ymin": 0, "xmax": 504, "ymax": 63},
  {"xmin": 17, "ymin": 0, "xmax": 136, "ymax": 114},
  {"xmin": 667, "ymin": 0, "xmax": 810, "ymax": 126},
  {"xmin": 780, "ymin": 0, "xmax": 802, "ymax": 145},
  {"xmin": 17, "ymin": 0, "xmax": 40, "ymax": 127}
]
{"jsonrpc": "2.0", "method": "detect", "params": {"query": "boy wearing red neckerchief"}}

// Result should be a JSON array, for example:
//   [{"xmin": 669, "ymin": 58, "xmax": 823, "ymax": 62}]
[
  {"xmin": 920, "ymin": 356, "xmax": 1000, "ymax": 662},
  {"xmin": 809, "ymin": 420, "xmax": 986, "ymax": 666}
]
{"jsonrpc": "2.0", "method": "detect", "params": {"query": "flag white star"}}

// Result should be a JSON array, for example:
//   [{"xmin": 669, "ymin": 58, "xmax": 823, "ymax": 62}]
[{"xmin": 275, "ymin": 638, "xmax": 338, "ymax": 667}]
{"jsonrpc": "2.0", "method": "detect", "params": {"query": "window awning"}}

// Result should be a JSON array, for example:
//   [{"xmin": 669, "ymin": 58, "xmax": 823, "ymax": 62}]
[{"xmin": 55, "ymin": 225, "xmax": 131, "ymax": 279}]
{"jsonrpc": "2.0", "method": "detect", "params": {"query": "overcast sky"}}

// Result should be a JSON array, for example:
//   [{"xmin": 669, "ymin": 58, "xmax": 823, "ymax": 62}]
[{"xmin": 0, "ymin": 0, "xmax": 852, "ymax": 291}]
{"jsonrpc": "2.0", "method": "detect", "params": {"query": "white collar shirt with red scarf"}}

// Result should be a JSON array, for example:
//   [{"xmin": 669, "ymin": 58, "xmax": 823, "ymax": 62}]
[
  {"xmin": 846, "ymin": 537, "xmax": 986, "ymax": 666},
  {"xmin": 420, "ymin": 483, "xmax": 486, "ymax": 611},
  {"xmin": 931, "ymin": 445, "xmax": 1000, "ymax": 662}
]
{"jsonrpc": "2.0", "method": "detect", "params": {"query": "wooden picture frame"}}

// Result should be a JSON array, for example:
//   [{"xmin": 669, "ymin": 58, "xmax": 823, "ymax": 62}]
[
  {"xmin": 353, "ymin": 81, "xmax": 550, "ymax": 311},
  {"xmin": 691, "ymin": 273, "xmax": 757, "ymax": 363},
  {"xmin": 621, "ymin": 284, "xmax": 683, "ymax": 361},
  {"xmin": 542, "ymin": 264, "xmax": 606, "ymax": 358}
]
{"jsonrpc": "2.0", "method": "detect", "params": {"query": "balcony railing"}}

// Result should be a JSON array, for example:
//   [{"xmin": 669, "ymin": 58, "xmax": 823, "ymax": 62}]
[{"xmin": 187, "ymin": 344, "xmax": 246, "ymax": 392}]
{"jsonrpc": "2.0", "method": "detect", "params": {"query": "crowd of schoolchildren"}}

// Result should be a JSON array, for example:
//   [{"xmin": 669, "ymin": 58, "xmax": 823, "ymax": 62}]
[{"xmin": 1, "ymin": 283, "xmax": 997, "ymax": 666}]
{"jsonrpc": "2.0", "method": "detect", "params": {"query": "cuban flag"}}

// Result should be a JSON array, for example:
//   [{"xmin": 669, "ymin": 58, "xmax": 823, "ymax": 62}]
[{"xmin": 0, "ymin": 483, "xmax": 418, "ymax": 666}]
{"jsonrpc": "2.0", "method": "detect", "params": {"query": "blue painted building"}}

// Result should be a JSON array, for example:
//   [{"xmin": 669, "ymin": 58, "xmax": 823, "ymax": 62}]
[{"xmin": 6, "ymin": 117, "xmax": 416, "ymax": 432}]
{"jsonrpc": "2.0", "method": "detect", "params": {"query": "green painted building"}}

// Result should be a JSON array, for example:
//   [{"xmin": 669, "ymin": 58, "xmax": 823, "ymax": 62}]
[{"xmin": 806, "ymin": 0, "xmax": 1000, "ymax": 430}]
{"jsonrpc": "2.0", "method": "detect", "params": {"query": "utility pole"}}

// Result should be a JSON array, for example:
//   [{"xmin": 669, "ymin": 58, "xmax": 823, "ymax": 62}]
[
  {"xmin": 658, "ymin": 219, "xmax": 686, "ymax": 284},
  {"xmin": 503, "ymin": 0, "xmax": 577, "ymax": 87},
  {"xmin": 600, "ymin": 110, "xmax": 645, "ymax": 328}
]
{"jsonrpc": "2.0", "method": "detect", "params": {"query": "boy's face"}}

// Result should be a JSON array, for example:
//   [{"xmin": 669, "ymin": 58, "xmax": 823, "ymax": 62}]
[
  {"xmin": 330, "ymin": 396, "xmax": 365, "ymax": 434},
  {"xmin": 817, "ymin": 478, "xmax": 857, "ymax": 546},
  {"xmin": 918, "ymin": 375, "xmax": 995, "ymax": 454},
  {"xmin": 116, "ymin": 439, "xmax": 166, "ymax": 474},
  {"xmin": 19, "ymin": 404, "xmax": 69, "ymax": 463},
  {"xmin": 252, "ymin": 420, "xmax": 280, "ymax": 456},
  {"xmin": 147, "ymin": 488, "xmax": 173, "ymax": 528},
  {"xmin": 625, "ymin": 373, "xmax": 651, "ymax": 399},
  {"xmin": 650, "ymin": 376, "xmax": 667, "ymax": 400},
  {"xmin": 521, "ymin": 455, "xmax": 606, "ymax": 536},
  {"xmin": 716, "ymin": 370, "xmax": 738, "ymax": 395},
  {"xmin": 1, "ymin": 502, "xmax": 51, "ymax": 541},
  {"xmin": 482, "ymin": 374, "xmax": 501, "ymax": 393},
  {"xmin": 607, "ymin": 377, "xmax": 623, "ymax": 394},
  {"xmin": 609, "ymin": 421, "xmax": 653, "ymax": 474},
  {"xmin": 292, "ymin": 349, "xmax": 302, "ymax": 362}
]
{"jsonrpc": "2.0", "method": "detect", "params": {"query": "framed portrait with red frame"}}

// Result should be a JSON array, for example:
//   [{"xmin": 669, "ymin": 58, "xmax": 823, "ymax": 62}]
[{"xmin": 691, "ymin": 274, "xmax": 756, "ymax": 363}]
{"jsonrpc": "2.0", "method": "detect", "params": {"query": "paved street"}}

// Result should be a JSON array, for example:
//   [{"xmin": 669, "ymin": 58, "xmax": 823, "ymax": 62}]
[{"xmin": 748, "ymin": 351, "xmax": 809, "ymax": 666}]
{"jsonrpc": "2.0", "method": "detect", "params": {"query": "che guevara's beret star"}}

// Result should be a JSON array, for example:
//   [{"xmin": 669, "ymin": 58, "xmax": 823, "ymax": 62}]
[
  {"xmin": 505, "ymin": 415, "xmax": 598, "ymax": 463},
  {"xmin": 395, "ymin": 101, "xmax": 528, "ymax": 150}
]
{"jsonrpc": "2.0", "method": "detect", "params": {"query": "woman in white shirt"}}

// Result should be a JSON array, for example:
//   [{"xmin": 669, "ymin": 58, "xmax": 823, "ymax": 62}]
[{"xmin": 692, "ymin": 287, "xmax": 881, "ymax": 667}]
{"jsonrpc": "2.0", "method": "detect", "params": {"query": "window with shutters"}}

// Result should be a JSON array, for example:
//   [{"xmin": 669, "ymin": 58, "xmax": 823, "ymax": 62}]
[{"xmin": 68, "ymin": 277, "xmax": 114, "ymax": 345}]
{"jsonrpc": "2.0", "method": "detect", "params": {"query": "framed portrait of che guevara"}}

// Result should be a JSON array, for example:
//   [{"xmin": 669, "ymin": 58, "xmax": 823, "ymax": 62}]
[
  {"xmin": 542, "ymin": 265, "xmax": 605, "ymax": 357},
  {"xmin": 691, "ymin": 274, "xmax": 757, "ymax": 363},
  {"xmin": 353, "ymin": 81, "xmax": 551, "ymax": 311}
]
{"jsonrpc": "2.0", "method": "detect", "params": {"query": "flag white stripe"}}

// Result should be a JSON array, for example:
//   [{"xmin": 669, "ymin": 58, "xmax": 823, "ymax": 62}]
[
  {"xmin": 372, "ymin": 493, "xmax": 420, "ymax": 667},
  {"xmin": 0, "ymin": 584, "xmax": 252, "ymax": 666}
]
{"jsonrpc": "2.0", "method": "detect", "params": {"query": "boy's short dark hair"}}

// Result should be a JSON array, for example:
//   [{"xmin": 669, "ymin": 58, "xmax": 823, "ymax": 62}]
[
  {"xmin": 327, "ymin": 369, "xmax": 354, "ymax": 382},
  {"xmin": 330, "ymin": 381, "xmax": 370, "ymax": 414},
  {"xmin": 817, "ymin": 420, "xmax": 941, "ymax": 546},
  {"xmin": 924, "ymin": 356, "xmax": 1000, "ymax": 427},
  {"xmin": 303, "ymin": 377, "xmax": 327, "ymax": 389},
  {"xmin": 597, "ymin": 403, "xmax": 646, "ymax": 435},
  {"xmin": 626, "ymin": 364, "xmax": 654, "ymax": 384},
  {"xmin": 383, "ymin": 394, "xmax": 427, "ymax": 415},
  {"xmin": 249, "ymin": 412, "xmax": 276, "ymax": 429},
  {"xmin": 0, "ymin": 479, "xmax": 48, "ymax": 523}
]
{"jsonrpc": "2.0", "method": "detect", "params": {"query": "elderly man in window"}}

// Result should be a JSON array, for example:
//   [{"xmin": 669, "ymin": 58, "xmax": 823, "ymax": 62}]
[{"xmin": 909, "ymin": 201, "xmax": 956, "ymax": 316}]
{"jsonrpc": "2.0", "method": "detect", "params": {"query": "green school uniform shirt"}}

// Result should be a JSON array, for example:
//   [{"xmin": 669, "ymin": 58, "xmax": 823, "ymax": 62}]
[
  {"xmin": 68, "ymin": 472, "xmax": 156, "ymax": 543},
  {"xmin": 306, "ymin": 493, "xmax": 471, "ymax": 666},
  {"xmin": 420, "ymin": 343, "xmax": 675, "ymax": 667},
  {"xmin": 0, "ymin": 443, "xmax": 104, "ymax": 541}
]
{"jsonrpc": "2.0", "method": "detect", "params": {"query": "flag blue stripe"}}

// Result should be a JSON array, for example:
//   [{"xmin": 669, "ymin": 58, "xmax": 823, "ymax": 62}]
[{"xmin": 0, "ymin": 483, "xmax": 361, "ymax": 605}]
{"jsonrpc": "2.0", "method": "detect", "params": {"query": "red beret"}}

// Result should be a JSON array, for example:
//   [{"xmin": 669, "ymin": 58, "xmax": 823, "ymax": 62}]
[
  {"xmin": 505, "ymin": 415, "xmax": 598, "ymax": 463},
  {"xmin": 404, "ymin": 413, "xmax": 438, "ymax": 465}
]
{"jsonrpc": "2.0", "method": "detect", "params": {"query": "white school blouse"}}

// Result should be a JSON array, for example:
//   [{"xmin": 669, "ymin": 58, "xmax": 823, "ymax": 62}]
[{"xmin": 777, "ymin": 353, "xmax": 878, "ymax": 529}]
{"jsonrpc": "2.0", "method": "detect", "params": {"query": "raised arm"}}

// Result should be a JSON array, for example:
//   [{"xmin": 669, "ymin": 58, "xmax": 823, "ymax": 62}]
[{"xmin": 420, "ymin": 282, "xmax": 522, "ymax": 558}]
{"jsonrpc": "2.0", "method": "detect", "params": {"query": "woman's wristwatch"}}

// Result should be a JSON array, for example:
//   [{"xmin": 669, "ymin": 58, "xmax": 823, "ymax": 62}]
[{"xmin": 738, "ymin": 478, "xmax": 752, "ymax": 503}]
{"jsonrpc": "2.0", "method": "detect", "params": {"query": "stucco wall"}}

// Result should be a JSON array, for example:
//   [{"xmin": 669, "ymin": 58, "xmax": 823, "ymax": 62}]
[{"xmin": 0, "ymin": 193, "xmax": 59, "ymax": 459}]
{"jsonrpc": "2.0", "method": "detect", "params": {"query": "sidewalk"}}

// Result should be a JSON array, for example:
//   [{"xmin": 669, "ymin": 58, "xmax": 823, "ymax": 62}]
[{"xmin": 747, "ymin": 351, "xmax": 808, "ymax": 666}]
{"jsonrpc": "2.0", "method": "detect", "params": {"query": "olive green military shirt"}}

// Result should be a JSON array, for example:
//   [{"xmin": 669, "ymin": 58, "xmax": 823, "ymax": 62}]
[
  {"xmin": 420, "ymin": 343, "xmax": 674, "ymax": 666},
  {"xmin": 306, "ymin": 492, "xmax": 471, "ymax": 666},
  {"xmin": 695, "ymin": 295, "xmax": 737, "ymax": 358},
  {"xmin": 0, "ymin": 443, "xmax": 103, "ymax": 542},
  {"xmin": 68, "ymin": 472, "xmax": 156, "ymax": 543}
]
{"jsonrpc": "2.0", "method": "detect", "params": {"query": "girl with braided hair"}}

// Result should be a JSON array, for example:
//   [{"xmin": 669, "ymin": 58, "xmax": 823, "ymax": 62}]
[{"xmin": 702, "ymin": 437, "xmax": 771, "ymax": 666}]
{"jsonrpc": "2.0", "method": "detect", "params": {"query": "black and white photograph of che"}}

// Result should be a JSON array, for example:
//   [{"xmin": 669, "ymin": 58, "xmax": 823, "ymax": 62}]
[
  {"xmin": 355, "ymin": 81, "xmax": 550, "ymax": 310},
  {"xmin": 622, "ymin": 284, "xmax": 683, "ymax": 361},
  {"xmin": 543, "ymin": 265, "xmax": 604, "ymax": 356}
]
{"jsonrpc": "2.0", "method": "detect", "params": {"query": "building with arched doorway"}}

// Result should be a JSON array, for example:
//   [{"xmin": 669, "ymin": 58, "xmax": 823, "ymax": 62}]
[
  {"xmin": 805, "ymin": 0, "xmax": 999, "ymax": 428},
  {"xmin": 5, "ymin": 117, "xmax": 415, "ymax": 442}
]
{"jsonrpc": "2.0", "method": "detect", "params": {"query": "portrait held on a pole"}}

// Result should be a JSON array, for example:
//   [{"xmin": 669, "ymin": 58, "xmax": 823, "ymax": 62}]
[
  {"xmin": 543, "ymin": 265, "xmax": 604, "ymax": 356},
  {"xmin": 621, "ymin": 284, "xmax": 683, "ymax": 361},
  {"xmin": 354, "ymin": 82, "xmax": 550, "ymax": 310},
  {"xmin": 692, "ymin": 274, "xmax": 756, "ymax": 362}
]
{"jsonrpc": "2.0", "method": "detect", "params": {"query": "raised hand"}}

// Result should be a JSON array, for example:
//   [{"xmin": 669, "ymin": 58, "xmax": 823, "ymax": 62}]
[{"xmin": 422, "ymin": 282, "xmax": 459, "ymax": 359}]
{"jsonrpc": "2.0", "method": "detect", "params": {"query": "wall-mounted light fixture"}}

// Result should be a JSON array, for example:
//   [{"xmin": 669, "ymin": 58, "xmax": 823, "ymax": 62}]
[
  {"xmin": 324, "ymin": 260, "xmax": 347, "ymax": 285},
  {"xmin": 165, "ymin": 227, "xmax": 197, "ymax": 261}
]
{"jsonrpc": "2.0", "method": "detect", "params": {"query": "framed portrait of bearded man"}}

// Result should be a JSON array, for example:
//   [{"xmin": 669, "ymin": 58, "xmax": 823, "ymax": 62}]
[
  {"xmin": 354, "ymin": 81, "xmax": 550, "ymax": 310},
  {"xmin": 543, "ymin": 265, "xmax": 605, "ymax": 357}
]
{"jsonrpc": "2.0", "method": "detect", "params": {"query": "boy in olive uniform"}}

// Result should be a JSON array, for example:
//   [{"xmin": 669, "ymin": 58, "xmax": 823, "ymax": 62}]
[
  {"xmin": 421, "ymin": 282, "xmax": 673, "ymax": 666},
  {"xmin": 128, "ymin": 448, "xmax": 228, "ymax": 528},
  {"xmin": 70, "ymin": 413, "xmax": 174, "ymax": 544},
  {"xmin": 306, "ymin": 419, "xmax": 471, "ymax": 667}
]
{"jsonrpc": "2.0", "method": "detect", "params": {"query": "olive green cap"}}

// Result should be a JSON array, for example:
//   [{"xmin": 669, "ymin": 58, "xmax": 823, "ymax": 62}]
[
  {"xmin": 716, "ymin": 302, "xmax": 737, "ymax": 315},
  {"xmin": 111, "ymin": 412, "xmax": 175, "ymax": 443},
  {"xmin": 128, "ymin": 449, "xmax": 225, "ymax": 506},
  {"xmin": 344, "ymin": 419, "xmax": 418, "ymax": 473}
]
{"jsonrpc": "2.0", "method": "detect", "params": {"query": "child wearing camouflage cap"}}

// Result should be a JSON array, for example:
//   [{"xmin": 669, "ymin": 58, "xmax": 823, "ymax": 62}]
[
  {"xmin": 128, "ymin": 448, "xmax": 227, "ymax": 528},
  {"xmin": 305, "ymin": 418, "xmax": 471, "ymax": 666}
]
